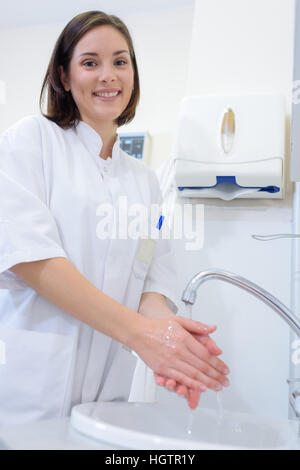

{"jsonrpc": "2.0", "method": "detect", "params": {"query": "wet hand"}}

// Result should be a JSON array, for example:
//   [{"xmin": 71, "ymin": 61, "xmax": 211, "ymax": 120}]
[
  {"xmin": 134, "ymin": 316, "xmax": 230, "ymax": 394},
  {"xmin": 153, "ymin": 328, "xmax": 230, "ymax": 410},
  {"xmin": 154, "ymin": 373, "xmax": 201, "ymax": 409}
]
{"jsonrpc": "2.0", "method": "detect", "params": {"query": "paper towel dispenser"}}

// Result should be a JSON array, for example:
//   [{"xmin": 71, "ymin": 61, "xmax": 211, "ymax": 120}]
[{"xmin": 174, "ymin": 94, "xmax": 285, "ymax": 200}]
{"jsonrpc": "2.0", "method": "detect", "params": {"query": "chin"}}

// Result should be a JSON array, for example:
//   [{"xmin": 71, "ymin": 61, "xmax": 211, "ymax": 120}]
[
  {"xmin": 89, "ymin": 111, "xmax": 117, "ymax": 122},
  {"xmin": 96, "ymin": 106, "xmax": 121, "ymax": 116}
]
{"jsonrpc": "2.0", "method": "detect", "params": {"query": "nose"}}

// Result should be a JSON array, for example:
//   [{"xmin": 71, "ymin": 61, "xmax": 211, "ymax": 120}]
[{"xmin": 98, "ymin": 63, "xmax": 116, "ymax": 83}]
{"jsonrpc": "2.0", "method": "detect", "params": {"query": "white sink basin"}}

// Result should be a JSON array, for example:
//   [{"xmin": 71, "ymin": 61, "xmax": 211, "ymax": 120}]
[{"xmin": 71, "ymin": 402, "xmax": 300, "ymax": 450}]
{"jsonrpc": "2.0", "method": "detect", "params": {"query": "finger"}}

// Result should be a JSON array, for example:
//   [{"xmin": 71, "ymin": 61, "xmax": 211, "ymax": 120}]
[
  {"xmin": 155, "ymin": 375, "xmax": 183, "ymax": 393},
  {"xmin": 175, "ymin": 383, "xmax": 188, "ymax": 398},
  {"xmin": 165, "ymin": 378, "xmax": 177, "ymax": 391},
  {"xmin": 179, "ymin": 351, "xmax": 229, "ymax": 391},
  {"xmin": 164, "ymin": 366, "xmax": 207, "ymax": 393},
  {"xmin": 187, "ymin": 335, "xmax": 230, "ymax": 377},
  {"xmin": 194, "ymin": 334, "xmax": 223, "ymax": 356},
  {"xmin": 187, "ymin": 389, "xmax": 201, "ymax": 410},
  {"xmin": 175, "ymin": 383, "xmax": 200, "ymax": 409},
  {"xmin": 207, "ymin": 353, "xmax": 230, "ymax": 375},
  {"xmin": 186, "ymin": 333, "xmax": 211, "ymax": 362},
  {"xmin": 172, "ymin": 358, "xmax": 224, "ymax": 392},
  {"xmin": 154, "ymin": 375, "xmax": 179, "ymax": 393},
  {"xmin": 154, "ymin": 374, "xmax": 167, "ymax": 386},
  {"xmin": 173, "ymin": 382, "xmax": 201, "ymax": 409},
  {"xmin": 175, "ymin": 316, "xmax": 216, "ymax": 336}
]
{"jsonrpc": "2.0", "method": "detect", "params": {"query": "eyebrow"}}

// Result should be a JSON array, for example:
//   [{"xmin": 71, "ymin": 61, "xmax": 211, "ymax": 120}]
[{"xmin": 79, "ymin": 50, "xmax": 130, "ymax": 57}]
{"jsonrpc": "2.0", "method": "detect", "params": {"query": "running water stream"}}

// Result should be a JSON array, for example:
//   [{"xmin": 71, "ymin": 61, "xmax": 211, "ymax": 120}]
[
  {"xmin": 185, "ymin": 303, "xmax": 195, "ymax": 436},
  {"xmin": 185, "ymin": 303, "xmax": 225, "ymax": 437}
]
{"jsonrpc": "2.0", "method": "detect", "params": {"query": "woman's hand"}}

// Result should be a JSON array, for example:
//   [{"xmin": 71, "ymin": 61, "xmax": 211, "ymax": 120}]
[
  {"xmin": 153, "ymin": 328, "xmax": 229, "ymax": 410},
  {"xmin": 154, "ymin": 374, "xmax": 201, "ymax": 409},
  {"xmin": 132, "ymin": 315, "xmax": 230, "ymax": 394}
]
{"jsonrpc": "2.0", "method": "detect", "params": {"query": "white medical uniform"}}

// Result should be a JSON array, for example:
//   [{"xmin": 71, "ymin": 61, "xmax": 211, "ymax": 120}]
[{"xmin": 0, "ymin": 115, "xmax": 178, "ymax": 425}]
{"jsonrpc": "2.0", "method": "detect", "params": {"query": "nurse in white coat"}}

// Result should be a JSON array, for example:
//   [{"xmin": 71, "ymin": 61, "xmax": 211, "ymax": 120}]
[{"xmin": 0, "ymin": 11, "xmax": 230, "ymax": 424}]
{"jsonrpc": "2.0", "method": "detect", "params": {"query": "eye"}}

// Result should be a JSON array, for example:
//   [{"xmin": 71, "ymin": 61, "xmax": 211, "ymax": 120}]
[
  {"xmin": 115, "ymin": 59, "xmax": 127, "ymax": 66},
  {"xmin": 83, "ymin": 60, "xmax": 96, "ymax": 67}
]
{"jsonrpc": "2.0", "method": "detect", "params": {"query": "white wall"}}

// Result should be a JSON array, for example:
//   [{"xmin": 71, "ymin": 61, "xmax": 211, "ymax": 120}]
[
  {"xmin": 0, "ymin": 0, "xmax": 296, "ymax": 421},
  {"xmin": 0, "ymin": 23, "xmax": 61, "ymax": 130},
  {"xmin": 156, "ymin": 0, "xmax": 295, "ymax": 421},
  {"xmin": 123, "ymin": 6, "xmax": 195, "ymax": 168}
]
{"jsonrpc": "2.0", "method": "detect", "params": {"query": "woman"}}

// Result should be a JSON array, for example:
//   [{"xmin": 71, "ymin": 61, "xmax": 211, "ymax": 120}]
[{"xmin": 0, "ymin": 11, "xmax": 229, "ymax": 424}]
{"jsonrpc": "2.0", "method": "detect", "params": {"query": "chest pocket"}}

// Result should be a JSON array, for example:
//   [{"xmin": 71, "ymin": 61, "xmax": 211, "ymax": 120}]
[
  {"xmin": 123, "ymin": 238, "xmax": 157, "ymax": 312},
  {"xmin": 133, "ymin": 238, "xmax": 157, "ymax": 280}
]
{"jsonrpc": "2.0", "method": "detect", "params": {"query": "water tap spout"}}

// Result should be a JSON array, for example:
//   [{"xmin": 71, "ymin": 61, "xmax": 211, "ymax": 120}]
[{"xmin": 181, "ymin": 269, "xmax": 300, "ymax": 337}]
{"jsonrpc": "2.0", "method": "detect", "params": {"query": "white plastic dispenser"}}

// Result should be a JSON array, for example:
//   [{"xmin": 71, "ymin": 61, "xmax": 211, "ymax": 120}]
[{"xmin": 174, "ymin": 94, "xmax": 285, "ymax": 200}]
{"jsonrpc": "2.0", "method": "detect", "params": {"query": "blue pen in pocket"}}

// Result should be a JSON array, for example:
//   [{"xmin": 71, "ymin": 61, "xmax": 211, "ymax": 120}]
[
  {"xmin": 136, "ymin": 214, "xmax": 164, "ymax": 265},
  {"xmin": 156, "ymin": 214, "xmax": 165, "ymax": 231}
]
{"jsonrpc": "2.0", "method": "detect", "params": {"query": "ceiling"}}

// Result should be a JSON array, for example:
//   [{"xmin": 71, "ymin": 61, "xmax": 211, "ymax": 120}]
[{"xmin": 0, "ymin": 0, "xmax": 194, "ymax": 29}]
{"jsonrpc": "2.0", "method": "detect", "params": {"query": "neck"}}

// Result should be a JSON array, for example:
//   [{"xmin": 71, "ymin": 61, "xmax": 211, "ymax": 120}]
[
  {"xmin": 99, "ymin": 133, "xmax": 118, "ymax": 159},
  {"xmin": 81, "ymin": 117, "xmax": 118, "ymax": 160}
]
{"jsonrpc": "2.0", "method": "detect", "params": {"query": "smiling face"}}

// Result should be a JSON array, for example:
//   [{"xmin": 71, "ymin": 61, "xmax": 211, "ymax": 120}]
[{"xmin": 59, "ymin": 25, "xmax": 134, "ymax": 132}]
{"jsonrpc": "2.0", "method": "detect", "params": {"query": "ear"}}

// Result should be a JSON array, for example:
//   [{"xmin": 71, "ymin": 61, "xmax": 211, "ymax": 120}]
[{"xmin": 58, "ymin": 65, "xmax": 70, "ymax": 92}]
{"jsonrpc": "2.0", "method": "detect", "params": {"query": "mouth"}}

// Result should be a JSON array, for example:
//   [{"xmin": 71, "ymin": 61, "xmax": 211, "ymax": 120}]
[{"xmin": 93, "ymin": 90, "xmax": 121, "ymax": 101}]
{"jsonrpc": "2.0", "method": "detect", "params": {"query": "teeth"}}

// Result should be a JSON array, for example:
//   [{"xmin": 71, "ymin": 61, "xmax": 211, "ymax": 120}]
[{"xmin": 95, "ymin": 91, "xmax": 119, "ymax": 97}]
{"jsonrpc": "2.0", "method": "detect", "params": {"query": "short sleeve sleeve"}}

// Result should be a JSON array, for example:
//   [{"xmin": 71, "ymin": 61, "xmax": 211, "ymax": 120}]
[
  {"xmin": 142, "ymin": 170, "xmax": 179, "ymax": 314},
  {"xmin": 0, "ymin": 116, "xmax": 68, "ymax": 289}
]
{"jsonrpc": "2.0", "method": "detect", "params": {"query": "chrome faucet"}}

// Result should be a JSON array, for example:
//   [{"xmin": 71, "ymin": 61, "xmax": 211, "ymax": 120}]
[
  {"xmin": 287, "ymin": 379, "xmax": 300, "ymax": 436},
  {"xmin": 182, "ymin": 269, "xmax": 300, "ymax": 335},
  {"xmin": 287, "ymin": 379, "xmax": 300, "ymax": 417},
  {"xmin": 181, "ymin": 269, "xmax": 300, "ymax": 433}
]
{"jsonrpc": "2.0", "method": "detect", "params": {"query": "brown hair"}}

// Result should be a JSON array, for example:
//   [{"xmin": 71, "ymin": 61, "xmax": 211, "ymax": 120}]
[{"xmin": 39, "ymin": 10, "xmax": 140, "ymax": 129}]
